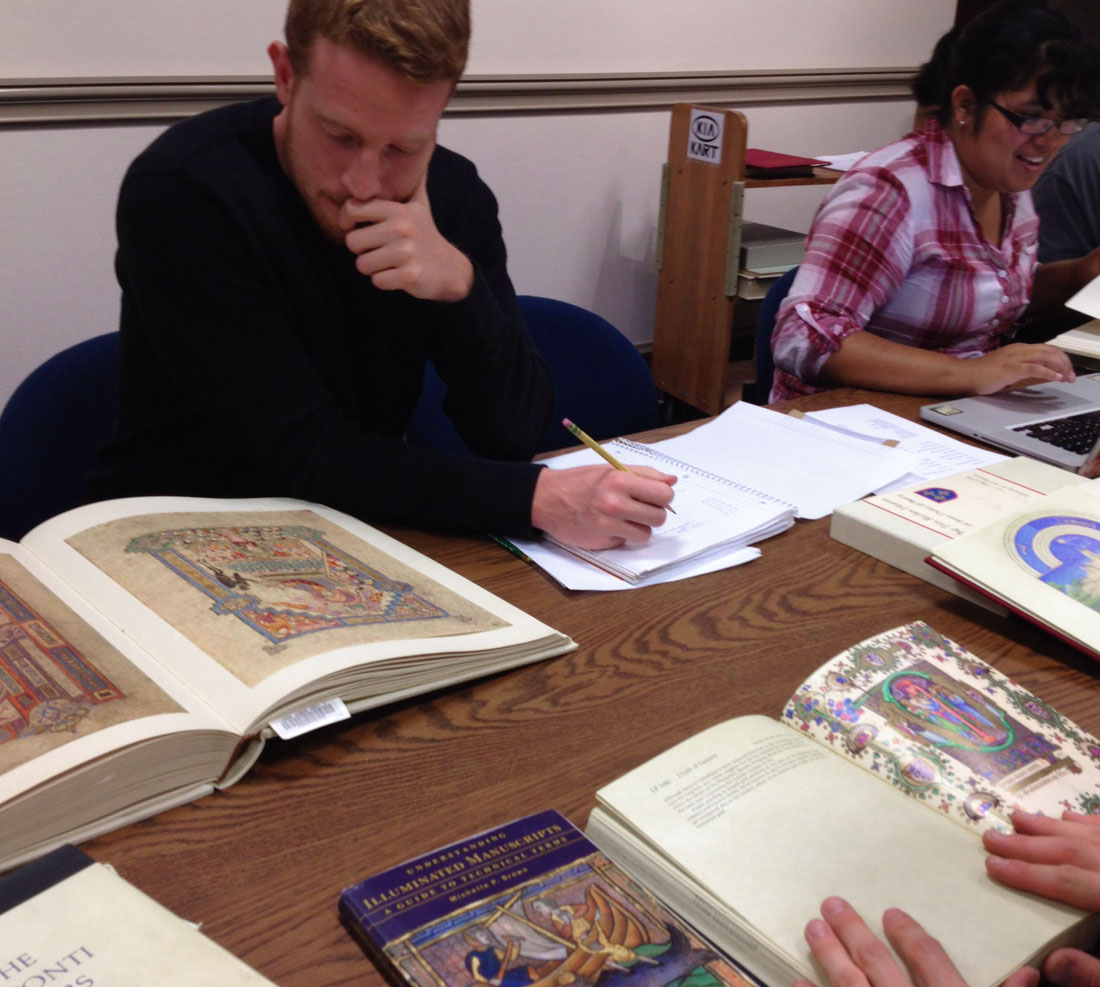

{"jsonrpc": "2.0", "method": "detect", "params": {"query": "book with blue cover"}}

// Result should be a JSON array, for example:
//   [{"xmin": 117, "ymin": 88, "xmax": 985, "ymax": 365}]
[{"xmin": 338, "ymin": 810, "xmax": 757, "ymax": 987}]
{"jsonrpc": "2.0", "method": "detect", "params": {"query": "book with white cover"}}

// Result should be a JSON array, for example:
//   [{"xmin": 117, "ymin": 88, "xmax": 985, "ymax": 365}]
[
  {"xmin": 0, "ymin": 844, "xmax": 273, "ymax": 983},
  {"xmin": 830, "ymin": 457, "xmax": 1084, "ymax": 609}
]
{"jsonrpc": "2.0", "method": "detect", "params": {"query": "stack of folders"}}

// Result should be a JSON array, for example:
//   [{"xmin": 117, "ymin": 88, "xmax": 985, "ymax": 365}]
[
  {"xmin": 738, "ymin": 220, "xmax": 806, "ymax": 274},
  {"xmin": 736, "ymin": 220, "xmax": 806, "ymax": 299}
]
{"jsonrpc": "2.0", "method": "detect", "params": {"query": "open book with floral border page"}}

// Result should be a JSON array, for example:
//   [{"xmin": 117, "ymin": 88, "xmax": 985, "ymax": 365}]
[
  {"xmin": 586, "ymin": 622, "xmax": 1100, "ymax": 987},
  {"xmin": 0, "ymin": 495, "xmax": 574, "ymax": 873}
]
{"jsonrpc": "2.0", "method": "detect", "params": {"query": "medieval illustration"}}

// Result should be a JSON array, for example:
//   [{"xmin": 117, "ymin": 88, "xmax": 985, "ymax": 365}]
[
  {"xmin": 380, "ymin": 854, "xmax": 750, "ymax": 987},
  {"xmin": 1007, "ymin": 511, "xmax": 1100, "ymax": 612},
  {"xmin": 785, "ymin": 622, "xmax": 1100, "ymax": 831},
  {"xmin": 124, "ymin": 524, "xmax": 450, "ymax": 645},
  {"xmin": 0, "ymin": 554, "xmax": 181, "ymax": 775},
  {"xmin": 66, "ymin": 510, "xmax": 506, "ymax": 685}
]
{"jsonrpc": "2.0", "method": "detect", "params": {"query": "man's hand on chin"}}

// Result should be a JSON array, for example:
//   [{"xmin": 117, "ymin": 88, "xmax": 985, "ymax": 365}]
[{"xmin": 340, "ymin": 176, "xmax": 474, "ymax": 301}]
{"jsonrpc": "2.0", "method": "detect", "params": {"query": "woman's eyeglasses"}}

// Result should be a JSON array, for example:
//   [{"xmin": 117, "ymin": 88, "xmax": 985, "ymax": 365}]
[{"xmin": 986, "ymin": 100, "xmax": 1089, "ymax": 136}]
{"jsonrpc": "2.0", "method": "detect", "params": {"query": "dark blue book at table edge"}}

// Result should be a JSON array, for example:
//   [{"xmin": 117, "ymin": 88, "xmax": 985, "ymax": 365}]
[{"xmin": 0, "ymin": 844, "xmax": 92, "ymax": 915}]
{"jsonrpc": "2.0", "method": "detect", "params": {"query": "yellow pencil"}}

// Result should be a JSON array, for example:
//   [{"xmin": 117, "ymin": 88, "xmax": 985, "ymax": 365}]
[{"xmin": 561, "ymin": 418, "xmax": 676, "ymax": 513}]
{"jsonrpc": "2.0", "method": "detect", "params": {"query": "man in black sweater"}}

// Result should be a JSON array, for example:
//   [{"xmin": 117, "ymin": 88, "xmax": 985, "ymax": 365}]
[{"xmin": 94, "ymin": 0, "xmax": 674, "ymax": 548}]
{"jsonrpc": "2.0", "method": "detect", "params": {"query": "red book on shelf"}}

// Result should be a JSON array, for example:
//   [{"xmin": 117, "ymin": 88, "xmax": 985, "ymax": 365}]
[{"xmin": 744, "ymin": 148, "xmax": 828, "ymax": 178}]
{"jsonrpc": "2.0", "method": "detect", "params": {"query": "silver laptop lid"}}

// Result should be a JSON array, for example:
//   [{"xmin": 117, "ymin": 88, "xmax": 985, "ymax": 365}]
[{"xmin": 919, "ymin": 374, "xmax": 1100, "ymax": 471}]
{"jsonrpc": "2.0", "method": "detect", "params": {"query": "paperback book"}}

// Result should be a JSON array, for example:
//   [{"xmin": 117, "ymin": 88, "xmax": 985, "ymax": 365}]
[
  {"xmin": 0, "ymin": 844, "xmax": 273, "ymax": 983},
  {"xmin": 586, "ymin": 622, "xmax": 1100, "ymax": 987},
  {"xmin": 339, "ymin": 810, "xmax": 757, "ymax": 987}
]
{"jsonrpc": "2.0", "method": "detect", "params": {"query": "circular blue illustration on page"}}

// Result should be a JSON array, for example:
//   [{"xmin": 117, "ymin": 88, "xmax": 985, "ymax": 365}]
[{"xmin": 1009, "ymin": 513, "xmax": 1100, "ymax": 610}]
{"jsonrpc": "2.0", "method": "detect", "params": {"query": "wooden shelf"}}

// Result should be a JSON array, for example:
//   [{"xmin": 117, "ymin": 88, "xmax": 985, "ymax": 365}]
[{"xmin": 650, "ymin": 103, "xmax": 838, "ymax": 416}]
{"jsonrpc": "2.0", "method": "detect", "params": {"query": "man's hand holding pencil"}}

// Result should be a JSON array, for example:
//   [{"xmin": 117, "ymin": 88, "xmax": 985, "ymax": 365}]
[{"xmin": 529, "ymin": 419, "xmax": 677, "ymax": 550}]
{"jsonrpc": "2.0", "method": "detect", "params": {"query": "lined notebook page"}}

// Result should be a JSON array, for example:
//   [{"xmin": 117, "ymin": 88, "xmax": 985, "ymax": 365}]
[{"xmin": 651, "ymin": 402, "xmax": 910, "ymax": 519}]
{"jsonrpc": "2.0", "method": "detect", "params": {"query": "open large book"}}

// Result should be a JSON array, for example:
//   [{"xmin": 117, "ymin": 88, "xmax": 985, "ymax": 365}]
[
  {"xmin": 586, "ymin": 623, "xmax": 1100, "ymax": 987},
  {"xmin": 0, "ymin": 496, "xmax": 574, "ymax": 872},
  {"xmin": 929, "ymin": 479, "xmax": 1100, "ymax": 660}
]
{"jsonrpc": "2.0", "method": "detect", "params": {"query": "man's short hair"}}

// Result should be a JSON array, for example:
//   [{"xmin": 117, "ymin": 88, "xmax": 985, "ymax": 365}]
[{"xmin": 285, "ymin": 0, "xmax": 470, "ymax": 84}]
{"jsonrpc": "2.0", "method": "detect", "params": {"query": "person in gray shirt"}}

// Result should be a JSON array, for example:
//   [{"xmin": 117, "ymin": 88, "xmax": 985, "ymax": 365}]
[{"xmin": 1034, "ymin": 121, "xmax": 1100, "ymax": 263}]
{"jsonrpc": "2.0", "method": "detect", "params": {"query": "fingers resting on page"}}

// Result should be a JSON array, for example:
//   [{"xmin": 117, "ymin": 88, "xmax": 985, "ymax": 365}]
[
  {"xmin": 797, "ymin": 812, "xmax": 1100, "ymax": 987},
  {"xmin": 1037, "ymin": 949, "xmax": 1100, "ymax": 987},
  {"xmin": 531, "ymin": 464, "xmax": 676, "ymax": 550},
  {"xmin": 984, "ymin": 809, "xmax": 1100, "ymax": 913},
  {"xmin": 791, "ymin": 897, "xmax": 979, "ymax": 987},
  {"xmin": 986, "ymin": 812, "xmax": 1100, "ymax": 986}
]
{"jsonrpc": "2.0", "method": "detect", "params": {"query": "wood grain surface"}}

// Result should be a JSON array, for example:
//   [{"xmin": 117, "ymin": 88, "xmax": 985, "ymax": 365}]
[{"xmin": 83, "ymin": 390, "xmax": 1100, "ymax": 985}]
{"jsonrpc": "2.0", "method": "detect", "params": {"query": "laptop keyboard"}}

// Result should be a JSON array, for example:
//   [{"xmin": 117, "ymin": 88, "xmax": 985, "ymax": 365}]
[{"xmin": 1012, "ymin": 410, "xmax": 1100, "ymax": 455}]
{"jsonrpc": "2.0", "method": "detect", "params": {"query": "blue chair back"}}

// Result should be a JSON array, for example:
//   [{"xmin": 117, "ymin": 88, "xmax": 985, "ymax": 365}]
[
  {"xmin": 0, "ymin": 333, "xmax": 119, "ymax": 540},
  {"xmin": 407, "ymin": 295, "xmax": 659, "ymax": 455},
  {"xmin": 746, "ymin": 266, "xmax": 798, "ymax": 405}
]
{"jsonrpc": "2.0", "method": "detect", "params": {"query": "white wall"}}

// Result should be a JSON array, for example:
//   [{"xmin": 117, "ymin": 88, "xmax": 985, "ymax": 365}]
[
  {"xmin": 1, "ymin": 0, "xmax": 947, "ymax": 77},
  {"xmin": 0, "ymin": 0, "xmax": 953, "ymax": 412},
  {"xmin": 438, "ymin": 100, "xmax": 916, "ymax": 340}
]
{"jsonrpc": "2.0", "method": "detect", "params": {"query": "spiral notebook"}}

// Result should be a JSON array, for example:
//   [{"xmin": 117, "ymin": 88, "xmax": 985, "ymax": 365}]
[
  {"xmin": 505, "ymin": 403, "xmax": 912, "ymax": 588},
  {"xmin": 542, "ymin": 437, "xmax": 796, "ymax": 583}
]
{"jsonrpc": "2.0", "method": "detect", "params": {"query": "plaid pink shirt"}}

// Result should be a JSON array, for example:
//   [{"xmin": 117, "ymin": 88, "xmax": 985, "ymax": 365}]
[{"xmin": 770, "ymin": 119, "xmax": 1039, "ymax": 401}]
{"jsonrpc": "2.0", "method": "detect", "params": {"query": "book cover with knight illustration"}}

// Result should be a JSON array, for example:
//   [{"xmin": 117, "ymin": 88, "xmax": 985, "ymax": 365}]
[{"xmin": 340, "ymin": 811, "xmax": 756, "ymax": 987}]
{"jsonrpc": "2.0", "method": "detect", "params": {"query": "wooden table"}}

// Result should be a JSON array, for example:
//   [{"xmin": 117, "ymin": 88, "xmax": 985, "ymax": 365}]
[{"xmin": 85, "ymin": 389, "xmax": 1100, "ymax": 984}]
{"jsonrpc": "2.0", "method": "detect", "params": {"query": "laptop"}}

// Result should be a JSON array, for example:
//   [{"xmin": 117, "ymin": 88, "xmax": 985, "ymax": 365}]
[{"xmin": 920, "ymin": 373, "xmax": 1100, "ymax": 475}]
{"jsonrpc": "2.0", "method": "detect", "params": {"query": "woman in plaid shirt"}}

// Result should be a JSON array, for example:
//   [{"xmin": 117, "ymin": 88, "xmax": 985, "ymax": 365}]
[{"xmin": 771, "ymin": 0, "xmax": 1100, "ymax": 402}]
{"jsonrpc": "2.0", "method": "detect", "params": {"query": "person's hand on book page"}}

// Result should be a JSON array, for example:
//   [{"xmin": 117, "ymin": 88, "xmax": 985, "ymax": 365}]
[
  {"xmin": 531, "ymin": 464, "xmax": 676, "ymax": 549},
  {"xmin": 791, "ymin": 896, "xmax": 1040, "ymax": 987},
  {"xmin": 983, "ymin": 809, "xmax": 1100, "ymax": 987}
]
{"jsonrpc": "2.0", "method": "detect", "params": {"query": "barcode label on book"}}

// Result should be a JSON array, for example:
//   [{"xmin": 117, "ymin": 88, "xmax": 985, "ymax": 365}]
[{"xmin": 270, "ymin": 698, "xmax": 350, "ymax": 739}]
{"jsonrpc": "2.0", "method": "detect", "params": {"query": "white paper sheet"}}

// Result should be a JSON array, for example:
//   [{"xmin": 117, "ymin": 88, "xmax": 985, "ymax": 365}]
[
  {"xmin": 504, "ymin": 538, "xmax": 760, "ymax": 591},
  {"xmin": 801, "ymin": 404, "xmax": 1008, "ymax": 492},
  {"xmin": 651, "ymin": 403, "xmax": 912, "ymax": 518}
]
